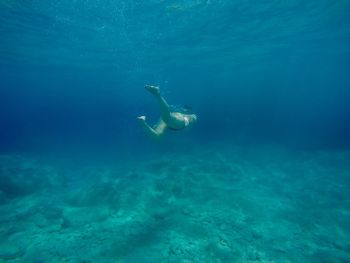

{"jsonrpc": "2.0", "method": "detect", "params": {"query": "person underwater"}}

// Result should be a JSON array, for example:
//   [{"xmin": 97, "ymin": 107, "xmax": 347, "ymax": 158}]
[{"xmin": 137, "ymin": 85, "xmax": 197, "ymax": 139}]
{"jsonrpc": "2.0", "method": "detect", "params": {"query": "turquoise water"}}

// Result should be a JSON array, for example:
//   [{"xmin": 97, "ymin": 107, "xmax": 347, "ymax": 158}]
[{"xmin": 1, "ymin": 1, "xmax": 350, "ymax": 262}]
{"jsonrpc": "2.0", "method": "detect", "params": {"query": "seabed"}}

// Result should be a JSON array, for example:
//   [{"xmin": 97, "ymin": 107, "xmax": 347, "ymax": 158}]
[{"xmin": 1, "ymin": 144, "xmax": 349, "ymax": 262}]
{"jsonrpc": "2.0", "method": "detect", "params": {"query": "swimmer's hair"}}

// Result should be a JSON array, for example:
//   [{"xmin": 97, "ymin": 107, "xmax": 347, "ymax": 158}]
[{"xmin": 182, "ymin": 105, "xmax": 193, "ymax": 114}]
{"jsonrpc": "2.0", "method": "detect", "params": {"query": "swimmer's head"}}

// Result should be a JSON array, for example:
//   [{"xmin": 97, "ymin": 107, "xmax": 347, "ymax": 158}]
[{"xmin": 188, "ymin": 114, "xmax": 197, "ymax": 123}]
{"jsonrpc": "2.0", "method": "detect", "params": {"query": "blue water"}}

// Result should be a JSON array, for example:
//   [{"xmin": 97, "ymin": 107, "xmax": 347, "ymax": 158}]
[{"xmin": 1, "ymin": 1, "xmax": 350, "ymax": 262}]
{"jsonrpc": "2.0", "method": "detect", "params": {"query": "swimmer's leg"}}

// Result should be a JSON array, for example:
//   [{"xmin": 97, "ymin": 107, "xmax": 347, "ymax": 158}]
[
  {"xmin": 137, "ymin": 116, "xmax": 166, "ymax": 139},
  {"xmin": 145, "ymin": 85, "xmax": 171, "ymax": 122}
]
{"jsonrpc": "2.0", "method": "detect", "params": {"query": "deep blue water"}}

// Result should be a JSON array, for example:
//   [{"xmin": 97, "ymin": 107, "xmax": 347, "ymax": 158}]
[
  {"xmin": 1, "ymin": 0, "xmax": 350, "ymax": 152},
  {"xmin": 1, "ymin": 1, "xmax": 350, "ymax": 262}
]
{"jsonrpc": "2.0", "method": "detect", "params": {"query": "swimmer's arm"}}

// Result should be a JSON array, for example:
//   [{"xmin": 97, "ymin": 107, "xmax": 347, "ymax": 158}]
[{"xmin": 137, "ymin": 116, "xmax": 166, "ymax": 140}]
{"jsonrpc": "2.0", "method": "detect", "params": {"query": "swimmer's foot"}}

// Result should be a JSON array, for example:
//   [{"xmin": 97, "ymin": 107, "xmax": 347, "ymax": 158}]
[
  {"xmin": 145, "ymin": 85, "xmax": 160, "ymax": 96},
  {"xmin": 137, "ymin": 115, "xmax": 146, "ymax": 123}
]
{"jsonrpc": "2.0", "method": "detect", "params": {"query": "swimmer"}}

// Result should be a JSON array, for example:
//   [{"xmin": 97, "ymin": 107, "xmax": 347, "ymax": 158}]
[{"xmin": 137, "ymin": 85, "xmax": 197, "ymax": 139}]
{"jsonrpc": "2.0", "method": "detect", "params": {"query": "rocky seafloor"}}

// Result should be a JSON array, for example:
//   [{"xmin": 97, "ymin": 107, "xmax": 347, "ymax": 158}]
[{"xmin": 0, "ymin": 145, "xmax": 349, "ymax": 262}]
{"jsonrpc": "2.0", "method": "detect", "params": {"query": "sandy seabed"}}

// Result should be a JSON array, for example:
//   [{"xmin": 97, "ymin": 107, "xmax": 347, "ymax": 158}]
[{"xmin": 0, "ymin": 144, "xmax": 349, "ymax": 262}]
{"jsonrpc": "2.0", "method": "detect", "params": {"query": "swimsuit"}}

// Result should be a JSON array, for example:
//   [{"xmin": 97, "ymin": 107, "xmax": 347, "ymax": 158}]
[{"xmin": 167, "ymin": 116, "xmax": 189, "ymax": 131}]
